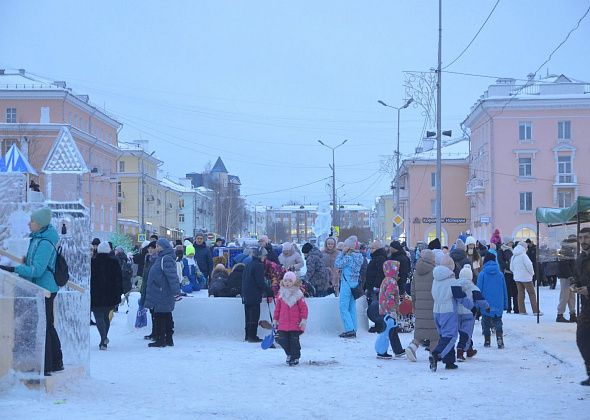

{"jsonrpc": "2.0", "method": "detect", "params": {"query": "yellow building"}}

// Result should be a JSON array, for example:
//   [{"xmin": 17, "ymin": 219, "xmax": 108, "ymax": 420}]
[
  {"xmin": 117, "ymin": 141, "xmax": 183, "ymax": 241},
  {"xmin": 374, "ymin": 194, "xmax": 394, "ymax": 242}
]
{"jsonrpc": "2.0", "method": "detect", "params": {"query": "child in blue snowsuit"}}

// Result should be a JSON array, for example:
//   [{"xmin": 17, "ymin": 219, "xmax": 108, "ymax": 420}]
[
  {"xmin": 456, "ymin": 264, "xmax": 489, "ymax": 361},
  {"xmin": 477, "ymin": 253, "xmax": 508, "ymax": 349},
  {"xmin": 430, "ymin": 254, "xmax": 474, "ymax": 371},
  {"xmin": 334, "ymin": 235, "xmax": 364, "ymax": 338}
]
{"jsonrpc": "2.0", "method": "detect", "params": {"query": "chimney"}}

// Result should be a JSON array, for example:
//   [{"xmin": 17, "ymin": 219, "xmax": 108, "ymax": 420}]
[
  {"xmin": 18, "ymin": 69, "xmax": 25, "ymax": 75},
  {"xmin": 54, "ymin": 81, "xmax": 67, "ymax": 88}
]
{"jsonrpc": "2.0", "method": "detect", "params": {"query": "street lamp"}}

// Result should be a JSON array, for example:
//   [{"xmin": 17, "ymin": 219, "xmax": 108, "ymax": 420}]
[
  {"xmin": 318, "ymin": 139, "xmax": 348, "ymax": 229},
  {"xmin": 378, "ymin": 97, "xmax": 413, "ymax": 241}
]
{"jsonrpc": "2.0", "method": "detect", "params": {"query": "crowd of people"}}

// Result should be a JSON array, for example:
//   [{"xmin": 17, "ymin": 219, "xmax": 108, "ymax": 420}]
[{"xmin": 1, "ymin": 208, "xmax": 588, "ymax": 384}]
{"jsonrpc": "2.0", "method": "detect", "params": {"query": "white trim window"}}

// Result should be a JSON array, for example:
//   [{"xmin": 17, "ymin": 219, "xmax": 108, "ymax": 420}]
[
  {"xmin": 558, "ymin": 190, "xmax": 574, "ymax": 208},
  {"xmin": 430, "ymin": 172, "xmax": 437, "ymax": 188},
  {"xmin": 118, "ymin": 161, "xmax": 125, "ymax": 173},
  {"xmin": 179, "ymin": 213, "xmax": 185, "ymax": 223},
  {"xmin": 519, "ymin": 192, "xmax": 532, "ymax": 212},
  {"xmin": 518, "ymin": 157, "xmax": 532, "ymax": 177},
  {"xmin": 558, "ymin": 121, "xmax": 571, "ymax": 141},
  {"xmin": 518, "ymin": 121, "xmax": 532, "ymax": 142},
  {"xmin": 557, "ymin": 155, "xmax": 573, "ymax": 183},
  {"xmin": 5, "ymin": 108, "xmax": 16, "ymax": 123},
  {"xmin": 430, "ymin": 199, "xmax": 437, "ymax": 216}
]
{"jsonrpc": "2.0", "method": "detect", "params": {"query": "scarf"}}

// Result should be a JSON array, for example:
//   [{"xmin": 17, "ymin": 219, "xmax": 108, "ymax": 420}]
[{"xmin": 279, "ymin": 285, "xmax": 303, "ymax": 307}]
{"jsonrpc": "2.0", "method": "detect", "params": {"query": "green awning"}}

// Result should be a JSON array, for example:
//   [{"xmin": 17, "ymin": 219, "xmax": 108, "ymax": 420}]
[{"xmin": 536, "ymin": 196, "xmax": 590, "ymax": 225}]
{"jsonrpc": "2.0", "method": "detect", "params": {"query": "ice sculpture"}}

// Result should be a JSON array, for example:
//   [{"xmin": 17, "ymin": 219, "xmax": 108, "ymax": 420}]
[{"xmin": 313, "ymin": 205, "xmax": 333, "ymax": 248}]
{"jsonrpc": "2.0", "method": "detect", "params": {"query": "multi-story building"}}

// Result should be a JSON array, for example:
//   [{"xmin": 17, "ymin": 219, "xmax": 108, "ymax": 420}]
[
  {"xmin": 246, "ymin": 205, "xmax": 269, "ymax": 238},
  {"xmin": 0, "ymin": 69, "xmax": 121, "ymax": 239},
  {"xmin": 463, "ymin": 74, "xmax": 590, "ymax": 243},
  {"xmin": 373, "ymin": 194, "xmax": 394, "ymax": 242},
  {"xmin": 397, "ymin": 140, "xmax": 470, "ymax": 247}
]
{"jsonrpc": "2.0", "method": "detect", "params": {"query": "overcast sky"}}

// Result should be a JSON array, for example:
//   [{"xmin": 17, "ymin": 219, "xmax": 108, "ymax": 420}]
[{"xmin": 2, "ymin": 0, "xmax": 589, "ymax": 208}]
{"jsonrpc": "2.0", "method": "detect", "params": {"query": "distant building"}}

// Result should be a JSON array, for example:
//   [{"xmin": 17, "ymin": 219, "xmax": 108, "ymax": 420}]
[{"xmin": 373, "ymin": 194, "xmax": 394, "ymax": 242}]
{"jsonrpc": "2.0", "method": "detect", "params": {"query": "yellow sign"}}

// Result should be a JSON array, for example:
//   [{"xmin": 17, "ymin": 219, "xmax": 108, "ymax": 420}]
[
  {"xmin": 137, "ymin": 233, "xmax": 146, "ymax": 242},
  {"xmin": 393, "ymin": 215, "xmax": 404, "ymax": 226},
  {"xmin": 332, "ymin": 226, "xmax": 340, "ymax": 237}
]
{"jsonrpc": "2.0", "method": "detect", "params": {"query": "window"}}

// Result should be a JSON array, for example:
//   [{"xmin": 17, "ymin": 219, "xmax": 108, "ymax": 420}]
[
  {"xmin": 117, "ymin": 182, "xmax": 122, "ymax": 197},
  {"xmin": 40, "ymin": 107, "xmax": 50, "ymax": 123},
  {"xmin": 179, "ymin": 214, "xmax": 185, "ymax": 223},
  {"xmin": 430, "ymin": 172, "xmax": 437, "ymax": 188},
  {"xmin": 518, "ymin": 121, "xmax": 532, "ymax": 142},
  {"xmin": 558, "ymin": 190, "xmax": 574, "ymax": 208},
  {"xmin": 2, "ymin": 139, "xmax": 18, "ymax": 155},
  {"xmin": 117, "ymin": 202, "xmax": 122, "ymax": 214},
  {"xmin": 179, "ymin": 199, "xmax": 185, "ymax": 209},
  {"xmin": 558, "ymin": 155, "xmax": 573, "ymax": 183},
  {"xmin": 558, "ymin": 121, "xmax": 571, "ymax": 141},
  {"xmin": 431, "ymin": 199, "xmax": 437, "ymax": 216},
  {"xmin": 518, "ymin": 157, "xmax": 532, "ymax": 177},
  {"xmin": 519, "ymin": 192, "xmax": 532, "ymax": 212},
  {"xmin": 118, "ymin": 161, "xmax": 125, "ymax": 172},
  {"xmin": 6, "ymin": 108, "xmax": 16, "ymax": 123}
]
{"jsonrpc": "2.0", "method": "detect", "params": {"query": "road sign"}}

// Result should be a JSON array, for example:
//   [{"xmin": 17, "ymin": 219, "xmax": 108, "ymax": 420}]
[
  {"xmin": 393, "ymin": 214, "xmax": 404, "ymax": 227},
  {"xmin": 332, "ymin": 226, "xmax": 340, "ymax": 237},
  {"xmin": 207, "ymin": 233, "xmax": 215, "ymax": 240},
  {"xmin": 137, "ymin": 233, "xmax": 146, "ymax": 243}
]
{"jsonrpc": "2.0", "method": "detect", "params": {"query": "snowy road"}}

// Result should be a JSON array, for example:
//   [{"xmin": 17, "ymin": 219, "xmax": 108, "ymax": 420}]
[{"xmin": 2, "ymin": 287, "xmax": 589, "ymax": 419}]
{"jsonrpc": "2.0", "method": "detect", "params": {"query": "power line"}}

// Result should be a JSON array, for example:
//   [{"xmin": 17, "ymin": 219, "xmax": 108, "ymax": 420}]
[
  {"xmin": 243, "ymin": 176, "xmax": 332, "ymax": 197},
  {"xmin": 443, "ymin": 0, "xmax": 501, "ymax": 70}
]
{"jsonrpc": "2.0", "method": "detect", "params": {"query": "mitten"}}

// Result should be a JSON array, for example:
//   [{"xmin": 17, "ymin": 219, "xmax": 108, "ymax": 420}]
[
  {"xmin": 299, "ymin": 319, "xmax": 307, "ymax": 330},
  {"xmin": 0, "ymin": 265, "xmax": 15, "ymax": 272}
]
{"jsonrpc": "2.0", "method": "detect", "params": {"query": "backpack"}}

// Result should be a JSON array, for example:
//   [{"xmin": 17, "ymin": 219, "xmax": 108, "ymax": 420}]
[{"xmin": 39, "ymin": 239, "xmax": 70, "ymax": 287}]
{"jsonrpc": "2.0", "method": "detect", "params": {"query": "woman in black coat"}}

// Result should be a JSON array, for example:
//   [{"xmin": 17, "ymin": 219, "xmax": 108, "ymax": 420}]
[
  {"xmin": 91, "ymin": 242, "xmax": 123, "ymax": 350},
  {"xmin": 241, "ymin": 248, "xmax": 268, "ymax": 342},
  {"xmin": 227, "ymin": 263, "xmax": 245, "ymax": 297}
]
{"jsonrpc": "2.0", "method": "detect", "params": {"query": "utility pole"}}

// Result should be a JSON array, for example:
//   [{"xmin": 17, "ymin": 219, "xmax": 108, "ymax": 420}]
[
  {"xmin": 436, "ymin": 0, "xmax": 443, "ymax": 242},
  {"xmin": 141, "ymin": 157, "xmax": 145, "ymax": 236},
  {"xmin": 318, "ymin": 139, "xmax": 348, "ymax": 229}
]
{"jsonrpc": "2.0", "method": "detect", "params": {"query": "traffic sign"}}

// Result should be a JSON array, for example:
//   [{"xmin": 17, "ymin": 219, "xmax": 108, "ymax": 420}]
[
  {"xmin": 137, "ymin": 233, "xmax": 146, "ymax": 243},
  {"xmin": 332, "ymin": 226, "xmax": 340, "ymax": 237},
  {"xmin": 393, "ymin": 214, "xmax": 404, "ymax": 227},
  {"xmin": 207, "ymin": 233, "xmax": 215, "ymax": 240}
]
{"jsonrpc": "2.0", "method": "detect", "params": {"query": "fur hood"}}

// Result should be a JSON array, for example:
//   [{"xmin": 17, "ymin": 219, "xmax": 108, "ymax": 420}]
[
  {"xmin": 433, "ymin": 265, "xmax": 455, "ymax": 282},
  {"xmin": 278, "ymin": 286, "xmax": 304, "ymax": 307}
]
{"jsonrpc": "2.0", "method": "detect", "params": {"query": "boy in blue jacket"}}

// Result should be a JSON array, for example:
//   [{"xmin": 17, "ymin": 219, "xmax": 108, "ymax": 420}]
[{"xmin": 477, "ymin": 253, "xmax": 508, "ymax": 348}]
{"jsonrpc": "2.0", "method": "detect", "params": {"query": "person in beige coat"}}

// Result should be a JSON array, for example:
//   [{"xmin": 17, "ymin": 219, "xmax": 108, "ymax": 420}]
[{"xmin": 406, "ymin": 249, "xmax": 439, "ymax": 361}]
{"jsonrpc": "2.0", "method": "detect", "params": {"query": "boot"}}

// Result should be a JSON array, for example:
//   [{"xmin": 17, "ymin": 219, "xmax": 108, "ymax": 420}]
[
  {"xmin": 429, "ymin": 353, "xmax": 438, "ymax": 372},
  {"xmin": 496, "ymin": 332, "xmax": 504, "ymax": 349},
  {"xmin": 148, "ymin": 314, "xmax": 166, "ymax": 348},
  {"xmin": 456, "ymin": 348, "xmax": 465, "ymax": 362},
  {"xmin": 556, "ymin": 314, "xmax": 568, "ymax": 323},
  {"xmin": 165, "ymin": 314, "xmax": 174, "ymax": 347},
  {"xmin": 466, "ymin": 348, "xmax": 478, "ymax": 358},
  {"xmin": 406, "ymin": 342, "xmax": 418, "ymax": 362},
  {"xmin": 569, "ymin": 313, "xmax": 577, "ymax": 323},
  {"xmin": 484, "ymin": 335, "xmax": 491, "ymax": 347},
  {"xmin": 445, "ymin": 362, "xmax": 459, "ymax": 370}
]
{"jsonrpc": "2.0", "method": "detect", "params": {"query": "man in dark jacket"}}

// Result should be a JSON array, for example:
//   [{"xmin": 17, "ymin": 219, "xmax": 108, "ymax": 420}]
[
  {"xmin": 193, "ymin": 234, "xmax": 213, "ymax": 284},
  {"xmin": 365, "ymin": 240, "xmax": 387, "ymax": 298},
  {"xmin": 498, "ymin": 238, "xmax": 518, "ymax": 313},
  {"xmin": 115, "ymin": 246, "xmax": 133, "ymax": 296},
  {"xmin": 574, "ymin": 227, "xmax": 590, "ymax": 386},
  {"xmin": 450, "ymin": 239, "xmax": 471, "ymax": 279},
  {"xmin": 242, "ymin": 247, "xmax": 268, "ymax": 342},
  {"xmin": 389, "ymin": 240, "xmax": 410, "ymax": 294},
  {"xmin": 258, "ymin": 235, "xmax": 279, "ymax": 264},
  {"xmin": 91, "ymin": 242, "xmax": 123, "ymax": 350}
]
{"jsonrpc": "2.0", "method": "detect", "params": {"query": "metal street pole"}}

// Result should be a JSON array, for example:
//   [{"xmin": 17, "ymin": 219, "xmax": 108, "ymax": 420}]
[
  {"xmin": 318, "ymin": 139, "xmax": 348, "ymax": 229},
  {"xmin": 436, "ymin": 0, "xmax": 443, "ymax": 242}
]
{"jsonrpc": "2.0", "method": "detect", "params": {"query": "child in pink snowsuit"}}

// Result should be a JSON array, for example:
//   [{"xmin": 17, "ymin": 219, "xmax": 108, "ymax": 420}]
[
  {"xmin": 376, "ymin": 260, "xmax": 406, "ymax": 358},
  {"xmin": 273, "ymin": 271, "xmax": 309, "ymax": 366}
]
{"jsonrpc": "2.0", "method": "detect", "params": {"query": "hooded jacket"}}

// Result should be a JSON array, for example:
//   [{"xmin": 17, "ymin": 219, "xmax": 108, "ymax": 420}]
[
  {"xmin": 209, "ymin": 266, "xmax": 230, "ymax": 297},
  {"xmin": 15, "ymin": 224, "xmax": 60, "ymax": 293},
  {"xmin": 91, "ymin": 253, "xmax": 123, "ymax": 308},
  {"xmin": 510, "ymin": 244, "xmax": 534, "ymax": 282},
  {"xmin": 273, "ymin": 286, "xmax": 308, "ymax": 332},
  {"xmin": 194, "ymin": 241, "xmax": 213, "ymax": 279},
  {"xmin": 365, "ymin": 248, "xmax": 387, "ymax": 293},
  {"xmin": 145, "ymin": 242, "xmax": 181, "ymax": 313},
  {"xmin": 431, "ymin": 265, "xmax": 473, "ymax": 315},
  {"xmin": 322, "ymin": 238, "xmax": 338, "ymax": 269},
  {"xmin": 389, "ymin": 241, "xmax": 410, "ymax": 288},
  {"xmin": 304, "ymin": 246, "xmax": 331, "ymax": 294},
  {"xmin": 411, "ymin": 250, "xmax": 438, "ymax": 343},
  {"xmin": 278, "ymin": 249, "xmax": 304, "ymax": 272},
  {"xmin": 378, "ymin": 260, "xmax": 400, "ymax": 316},
  {"xmin": 227, "ymin": 263, "xmax": 244, "ymax": 297},
  {"xmin": 477, "ymin": 261, "xmax": 508, "ymax": 317},
  {"xmin": 242, "ymin": 257, "xmax": 267, "ymax": 305},
  {"xmin": 335, "ymin": 250, "xmax": 364, "ymax": 286}
]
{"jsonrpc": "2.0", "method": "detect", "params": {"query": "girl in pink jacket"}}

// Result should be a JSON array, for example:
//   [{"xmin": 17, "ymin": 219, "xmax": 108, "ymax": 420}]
[{"xmin": 273, "ymin": 271, "xmax": 309, "ymax": 366}]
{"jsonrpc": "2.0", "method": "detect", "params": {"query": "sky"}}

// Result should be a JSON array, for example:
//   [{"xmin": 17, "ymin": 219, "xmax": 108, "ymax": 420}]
[{"xmin": 1, "ymin": 0, "xmax": 590, "ymax": 208}]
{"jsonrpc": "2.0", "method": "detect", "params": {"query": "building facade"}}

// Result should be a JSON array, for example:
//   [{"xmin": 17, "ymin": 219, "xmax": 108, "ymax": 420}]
[
  {"xmin": 463, "ymin": 74, "xmax": 590, "ymax": 243},
  {"xmin": 374, "ymin": 194, "xmax": 394, "ymax": 242}
]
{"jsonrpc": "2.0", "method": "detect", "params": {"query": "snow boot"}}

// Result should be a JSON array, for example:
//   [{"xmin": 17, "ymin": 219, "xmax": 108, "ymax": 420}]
[
  {"xmin": 445, "ymin": 362, "xmax": 459, "ymax": 370},
  {"xmin": 288, "ymin": 358, "xmax": 299, "ymax": 366},
  {"xmin": 377, "ymin": 352, "xmax": 392, "ymax": 360},
  {"xmin": 556, "ymin": 314, "xmax": 568, "ymax": 323},
  {"xmin": 466, "ymin": 348, "xmax": 478, "ymax": 358},
  {"xmin": 569, "ymin": 313, "xmax": 578, "ymax": 323},
  {"xmin": 484, "ymin": 335, "xmax": 491, "ymax": 347},
  {"xmin": 581, "ymin": 378, "xmax": 590, "ymax": 386},
  {"xmin": 394, "ymin": 351, "xmax": 406, "ymax": 358},
  {"xmin": 456, "ymin": 349, "xmax": 465, "ymax": 362},
  {"xmin": 406, "ymin": 342, "xmax": 418, "ymax": 362},
  {"xmin": 496, "ymin": 333, "xmax": 504, "ymax": 349},
  {"xmin": 286, "ymin": 356, "xmax": 291, "ymax": 365},
  {"xmin": 429, "ymin": 354, "xmax": 438, "ymax": 372},
  {"xmin": 148, "ymin": 315, "xmax": 166, "ymax": 348}
]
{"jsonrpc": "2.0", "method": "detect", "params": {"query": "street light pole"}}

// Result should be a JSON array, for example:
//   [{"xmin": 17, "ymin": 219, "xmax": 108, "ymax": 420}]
[
  {"xmin": 318, "ymin": 139, "xmax": 348, "ymax": 229},
  {"xmin": 436, "ymin": 0, "xmax": 443, "ymax": 241},
  {"xmin": 378, "ymin": 98, "xmax": 413, "ymax": 241}
]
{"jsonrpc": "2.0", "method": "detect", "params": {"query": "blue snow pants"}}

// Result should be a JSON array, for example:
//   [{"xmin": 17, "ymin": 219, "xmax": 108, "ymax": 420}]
[
  {"xmin": 457, "ymin": 314, "xmax": 475, "ymax": 351},
  {"xmin": 432, "ymin": 312, "xmax": 458, "ymax": 364},
  {"xmin": 339, "ymin": 281, "xmax": 358, "ymax": 333}
]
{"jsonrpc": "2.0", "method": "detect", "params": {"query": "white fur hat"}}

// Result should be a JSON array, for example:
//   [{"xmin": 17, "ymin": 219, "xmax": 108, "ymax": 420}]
[
  {"xmin": 459, "ymin": 264, "xmax": 473, "ymax": 281},
  {"xmin": 465, "ymin": 236, "xmax": 476, "ymax": 246},
  {"xmin": 97, "ymin": 241, "xmax": 111, "ymax": 254}
]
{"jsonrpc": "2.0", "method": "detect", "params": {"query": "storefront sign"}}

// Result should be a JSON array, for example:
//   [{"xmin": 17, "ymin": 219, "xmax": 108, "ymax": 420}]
[{"xmin": 421, "ymin": 217, "xmax": 467, "ymax": 224}]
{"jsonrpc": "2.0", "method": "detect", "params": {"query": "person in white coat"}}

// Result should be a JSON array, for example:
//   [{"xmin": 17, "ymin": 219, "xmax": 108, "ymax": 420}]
[{"xmin": 510, "ymin": 242, "xmax": 541, "ymax": 315}]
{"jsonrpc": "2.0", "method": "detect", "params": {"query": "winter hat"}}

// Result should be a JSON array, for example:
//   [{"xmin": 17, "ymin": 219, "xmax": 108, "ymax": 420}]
[
  {"xmin": 390, "ymin": 240, "xmax": 403, "ymax": 252},
  {"xmin": 344, "ymin": 235, "xmax": 358, "ymax": 249},
  {"xmin": 251, "ymin": 246, "xmax": 267, "ymax": 258},
  {"xmin": 420, "ymin": 249, "xmax": 435, "ymax": 265},
  {"xmin": 301, "ymin": 243, "xmax": 313, "ymax": 254},
  {"xmin": 479, "ymin": 239, "xmax": 487, "ymax": 247},
  {"xmin": 92, "ymin": 237, "xmax": 102, "ymax": 246},
  {"xmin": 97, "ymin": 241, "xmax": 111, "ymax": 254},
  {"xmin": 336, "ymin": 242, "xmax": 345, "ymax": 250},
  {"xmin": 141, "ymin": 240, "xmax": 150, "ymax": 249},
  {"xmin": 184, "ymin": 239, "xmax": 192, "ymax": 247},
  {"xmin": 465, "ymin": 236, "xmax": 476, "ymax": 246},
  {"xmin": 440, "ymin": 254, "xmax": 455, "ymax": 271},
  {"xmin": 428, "ymin": 238, "xmax": 441, "ymax": 250},
  {"xmin": 383, "ymin": 259, "xmax": 400, "ymax": 278},
  {"xmin": 156, "ymin": 238, "xmax": 172, "ymax": 250},
  {"xmin": 283, "ymin": 271, "xmax": 297, "ymax": 282},
  {"xmin": 214, "ymin": 263, "xmax": 226, "ymax": 271},
  {"xmin": 30, "ymin": 207, "xmax": 52, "ymax": 228},
  {"xmin": 459, "ymin": 264, "xmax": 473, "ymax": 281},
  {"xmin": 370, "ymin": 240, "xmax": 382, "ymax": 250},
  {"xmin": 483, "ymin": 252, "xmax": 496, "ymax": 265},
  {"xmin": 433, "ymin": 249, "xmax": 444, "ymax": 265},
  {"xmin": 282, "ymin": 242, "xmax": 293, "ymax": 252},
  {"xmin": 455, "ymin": 238, "xmax": 466, "ymax": 251},
  {"xmin": 185, "ymin": 244, "xmax": 196, "ymax": 256},
  {"xmin": 325, "ymin": 237, "xmax": 336, "ymax": 247},
  {"xmin": 115, "ymin": 246, "xmax": 125, "ymax": 254}
]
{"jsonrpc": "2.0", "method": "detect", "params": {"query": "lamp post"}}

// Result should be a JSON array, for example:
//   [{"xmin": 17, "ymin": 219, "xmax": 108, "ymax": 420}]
[
  {"xmin": 378, "ymin": 97, "xmax": 413, "ymax": 241},
  {"xmin": 318, "ymin": 139, "xmax": 348, "ymax": 229}
]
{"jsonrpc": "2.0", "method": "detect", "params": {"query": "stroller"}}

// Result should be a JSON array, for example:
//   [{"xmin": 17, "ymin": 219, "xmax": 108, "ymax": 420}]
[{"xmin": 396, "ymin": 295, "xmax": 415, "ymax": 333}]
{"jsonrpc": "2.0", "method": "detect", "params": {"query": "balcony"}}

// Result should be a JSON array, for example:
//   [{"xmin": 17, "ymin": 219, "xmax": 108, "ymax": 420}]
[
  {"xmin": 465, "ymin": 178, "xmax": 485, "ymax": 196},
  {"xmin": 555, "ymin": 173, "xmax": 577, "ymax": 186}
]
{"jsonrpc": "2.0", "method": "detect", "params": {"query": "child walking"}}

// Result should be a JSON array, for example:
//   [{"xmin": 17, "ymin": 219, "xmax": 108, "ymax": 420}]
[
  {"xmin": 273, "ymin": 271, "xmax": 309, "ymax": 366},
  {"xmin": 375, "ymin": 260, "xmax": 406, "ymax": 359},
  {"xmin": 456, "ymin": 264, "xmax": 489, "ymax": 361},
  {"xmin": 477, "ymin": 253, "xmax": 508, "ymax": 348}
]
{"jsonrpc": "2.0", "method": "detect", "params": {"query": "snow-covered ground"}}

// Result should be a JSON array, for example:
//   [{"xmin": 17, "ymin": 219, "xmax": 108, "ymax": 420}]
[{"xmin": 2, "ymin": 286, "xmax": 589, "ymax": 420}]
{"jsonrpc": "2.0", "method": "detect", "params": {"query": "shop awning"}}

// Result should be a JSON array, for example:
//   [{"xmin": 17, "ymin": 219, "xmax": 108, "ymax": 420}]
[{"xmin": 535, "ymin": 196, "xmax": 590, "ymax": 225}]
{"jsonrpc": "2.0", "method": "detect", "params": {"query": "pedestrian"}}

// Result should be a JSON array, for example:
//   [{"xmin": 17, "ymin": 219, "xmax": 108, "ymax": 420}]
[
  {"xmin": 209, "ymin": 263, "xmax": 230, "ymax": 297},
  {"xmin": 510, "ymin": 242, "xmax": 541, "ymax": 315},
  {"xmin": 193, "ymin": 234, "xmax": 213, "ymax": 286},
  {"xmin": 365, "ymin": 240, "xmax": 388, "ymax": 332},
  {"xmin": 1, "ymin": 207, "xmax": 64, "ymax": 376},
  {"xmin": 556, "ymin": 236, "xmax": 577, "ymax": 323},
  {"xmin": 227, "ymin": 263, "xmax": 245, "ymax": 297},
  {"xmin": 273, "ymin": 271, "xmax": 308, "ymax": 366},
  {"xmin": 490, "ymin": 229, "xmax": 502, "ymax": 248},
  {"xmin": 278, "ymin": 242, "xmax": 304, "ymax": 275},
  {"xmin": 91, "ymin": 241, "xmax": 123, "ymax": 350},
  {"xmin": 450, "ymin": 238, "xmax": 471, "ymax": 278},
  {"xmin": 335, "ymin": 236, "xmax": 364, "ymax": 338},
  {"xmin": 302, "ymin": 242, "xmax": 331, "ymax": 297},
  {"xmin": 375, "ymin": 260, "xmax": 406, "ymax": 359},
  {"xmin": 498, "ymin": 237, "xmax": 518, "ymax": 314},
  {"xmin": 322, "ymin": 237, "xmax": 340, "ymax": 296},
  {"xmin": 144, "ymin": 239, "xmax": 181, "ymax": 347},
  {"xmin": 573, "ymin": 227, "xmax": 590, "ymax": 386},
  {"xmin": 181, "ymin": 244, "xmax": 203, "ymax": 293},
  {"xmin": 242, "ymin": 247, "xmax": 269, "ymax": 342},
  {"xmin": 115, "ymin": 246, "xmax": 133, "ymax": 298},
  {"xmin": 456, "ymin": 264, "xmax": 489, "ymax": 360},
  {"xmin": 477, "ymin": 253, "xmax": 508, "ymax": 349},
  {"xmin": 429, "ymin": 254, "xmax": 475, "ymax": 371},
  {"xmin": 465, "ymin": 236, "xmax": 482, "ymax": 278},
  {"xmin": 406, "ymin": 249, "xmax": 438, "ymax": 362},
  {"xmin": 389, "ymin": 240, "xmax": 411, "ymax": 295},
  {"xmin": 258, "ymin": 235, "xmax": 280, "ymax": 264},
  {"xmin": 139, "ymin": 241, "xmax": 158, "ymax": 340}
]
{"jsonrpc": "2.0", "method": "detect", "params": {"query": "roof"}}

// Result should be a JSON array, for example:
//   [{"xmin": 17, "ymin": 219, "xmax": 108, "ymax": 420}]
[
  {"xmin": 210, "ymin": 157, "xmax": 228, "ymax": 173},
  {"xmin": 228, "ymin": 175, "xmax": 241, "ymax": 185},
  {"xmin": 0, "ymin": 144, "xmax": 38, "ymax": 175},
  {"xmin": 404, "ymin": 138, "xmax": 470, "ymax": 162},
  {"xmin": 160, "ymin": 177, "xmax": 195, "ymax": 193},
  {"xmin": 43, "ymin": 127, "xmax": 89, "ymax": 174}
]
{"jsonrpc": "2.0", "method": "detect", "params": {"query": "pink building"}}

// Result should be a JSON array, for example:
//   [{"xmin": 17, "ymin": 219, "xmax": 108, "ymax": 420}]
[
  {"xmin": 0, "ymin": 69, "xmax": 121, "ymax": 239},
  {"xmin": 463, "ymin": 74, "xmax": 590, "ymax": 243}
]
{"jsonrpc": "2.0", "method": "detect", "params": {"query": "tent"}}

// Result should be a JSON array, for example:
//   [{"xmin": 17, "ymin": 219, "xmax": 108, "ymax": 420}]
[{"xmin": 534, "ymin": 196, "xmax": 590, "ymax": 323}]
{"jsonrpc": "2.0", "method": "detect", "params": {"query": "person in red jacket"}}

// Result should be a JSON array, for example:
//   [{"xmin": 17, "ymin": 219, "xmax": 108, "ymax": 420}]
[{"xmin": 273, "ymin": 271, "xmax": 309, "ymax": 366}]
